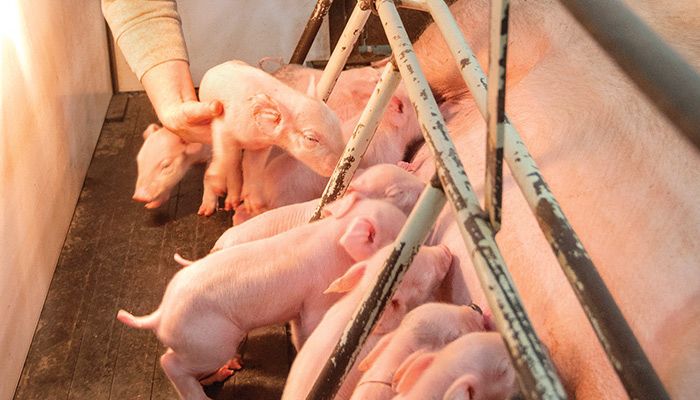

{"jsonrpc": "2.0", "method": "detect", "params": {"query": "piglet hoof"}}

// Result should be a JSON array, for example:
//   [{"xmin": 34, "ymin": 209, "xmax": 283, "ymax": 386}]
[
  {"xmin": 198, "ymin": 357, "xmax": 243, "ymax": 386},
  {"xmin": 232, "ymin": 207, "xmax": 252, "ymax": 225},
  {"xmin": 198, "ymin": 201, "xmax": 217, "ymax": 217},
  {"xmin": 228, "ymin": 356, "xmax": 243, "ymax": 371},
  {"xmin": 198, "ymin": 367, "xmax": 235, "ymax": 386},
  {"xmin": 224, "ymin": 194, "xmax": 241, "ymax": 212},
  {"xmin": 241, "ymin": 198, "xmax": 267, "ymax": 218}
]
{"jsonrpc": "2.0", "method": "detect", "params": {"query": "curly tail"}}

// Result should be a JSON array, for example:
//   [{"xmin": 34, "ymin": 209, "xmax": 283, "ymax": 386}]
[
  {"xmin": 173, "ymin": 253, "xmax": 194, "ymax": 267},
  {"xmin": 117, "ymin": 309, "xmax": 161, "ymax": 330}
]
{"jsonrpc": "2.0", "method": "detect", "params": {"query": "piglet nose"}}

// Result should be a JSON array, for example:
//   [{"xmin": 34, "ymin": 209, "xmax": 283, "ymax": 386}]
[{"xmin": 132, "ymin": 188, "xmax": 151, "ymax": 202}]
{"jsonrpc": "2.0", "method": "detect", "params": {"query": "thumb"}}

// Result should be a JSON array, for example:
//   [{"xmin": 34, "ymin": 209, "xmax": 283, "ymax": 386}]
[{"xmin": 181, "ymin": 100, "xmax": 223, "ymax": 124}]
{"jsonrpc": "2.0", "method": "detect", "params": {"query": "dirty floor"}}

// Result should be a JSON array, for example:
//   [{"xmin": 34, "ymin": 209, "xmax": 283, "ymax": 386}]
[{"xmin": 14, "ymin": 92, "xmax": 293, "ymax": 400}]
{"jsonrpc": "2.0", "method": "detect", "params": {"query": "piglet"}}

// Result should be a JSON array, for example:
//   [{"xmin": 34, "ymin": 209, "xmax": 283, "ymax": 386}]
[
  {"xmin": 349, "ymin": 303, "xmax": 485, "ymax": 400},
  {"xmin": 281, "ymin": 244, "xmax": 452, "ymax": 400},
  {"xmin": 238, "ymin": 82, "xmax": 422, "ymax": 217},
  {"xmin": 392, "ymin": 332, "xmax": 519, "ymax": 400},
  {"xmin": 198, "ymin": 60, "xmax": 344, "ymax": 210},
  {"xmin": 211, "ymin": 163, "xmax": 425, "ymax": 252},
  {"xmin": 117, "ymin": 194, "xmax": 406, "ymax": 400},
  {"xmin": 133, "ymin": 124, "xmax": 212, "ymax": 210}
]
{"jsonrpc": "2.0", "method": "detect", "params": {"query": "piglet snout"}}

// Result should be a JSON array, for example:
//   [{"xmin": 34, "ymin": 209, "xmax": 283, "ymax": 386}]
[{"xmin": 132, "ymin": 188, "xmax": 151, "ymax": 203}]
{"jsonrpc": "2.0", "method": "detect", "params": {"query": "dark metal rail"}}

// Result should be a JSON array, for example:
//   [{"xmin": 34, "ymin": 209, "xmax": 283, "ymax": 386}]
[
  {"xmin": 292, "ymin": 0, "xmax": 685, "ymax": 399},
  {"xmin": 558, "ymin": 0, "xmax": 700, "ymax": 152},
  {"xmin": 305, "ymin": 1, "xmax": 567, "ymax": 398},
  {"xmin": 307, "ymin": 174, "xmax": 447, "ymax": 399},
  {"xmin": 484, "ymin": 0, "xmax": 509, "ymax": 232},
  {"xmin": 290, "ymin": 0, "xmax": 335, "ymax": 64}
]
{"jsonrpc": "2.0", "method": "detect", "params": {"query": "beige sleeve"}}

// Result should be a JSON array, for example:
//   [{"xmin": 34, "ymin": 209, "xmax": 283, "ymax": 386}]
[{"xmin": 102, "ymin": 0, "xmax": 189, "ymax": 81}]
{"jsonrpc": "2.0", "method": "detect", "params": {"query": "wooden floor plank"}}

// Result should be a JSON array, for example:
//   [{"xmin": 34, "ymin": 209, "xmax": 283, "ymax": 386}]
[{"xmin": 13, "ymin": 93, "xmax": 143, "ymax": 400}]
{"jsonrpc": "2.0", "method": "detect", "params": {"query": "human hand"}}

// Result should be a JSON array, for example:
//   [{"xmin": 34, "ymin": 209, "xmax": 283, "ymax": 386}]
[
  {"xmin": 142, "ymin": 60, "xmax": 223, "ymax": 143},
  {"xmin": 157, "ymin": 99, "xmax": 223, "ymax": 143}
]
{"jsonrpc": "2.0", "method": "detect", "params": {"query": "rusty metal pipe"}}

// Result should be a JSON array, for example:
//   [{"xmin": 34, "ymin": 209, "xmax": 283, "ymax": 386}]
[
  {"xmin": 310, "ymin": 60, "xmax": 403, "ymax": 221},
  {"xmin": 376, "ymin": 2, "xmax": 566, "ymax": 397},
  {"xmin": 316, "ymin": 3, "xmax": 372, "ymax": 102},
  {"xmin": 290, "ymin": 0, "xmax": 335, "ymax": 65},
  {"xmin": 484, "ymin": 0, "xmax": 509, "ymax": 232},
  {"xmin": 409, "ymin": 0, "xmax": 670, "ymax": 398},
  {"xmin": 305, "ymin": 174, "xmax": 447, "ymax": 400}
]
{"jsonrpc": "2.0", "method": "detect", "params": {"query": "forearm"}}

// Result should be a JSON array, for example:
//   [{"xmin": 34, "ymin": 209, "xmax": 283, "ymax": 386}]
[
  {"xmin": 102, "ymin": 0, "xmax": 222, "ymax": 143},
  {"xmin": 102, "ymin": 0, "xmax": 189, "ymax": 81},
  {"xmin": 141, "ymin": 60, "xmax": 198, "ymax": 121}
]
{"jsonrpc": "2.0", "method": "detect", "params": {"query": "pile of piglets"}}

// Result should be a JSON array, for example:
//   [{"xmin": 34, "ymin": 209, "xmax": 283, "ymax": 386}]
[{"xmin": 121, "ymin": 0, "xmax": 700, "ymax": 399}]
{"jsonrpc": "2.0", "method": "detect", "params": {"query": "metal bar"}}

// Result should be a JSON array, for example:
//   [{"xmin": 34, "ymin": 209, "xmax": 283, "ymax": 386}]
[
  {"xmin": 414, "ymin": 1, "xmax": 669, "ymax": 398},
  {"xmin": 290, "ymin": 0, "xmax": 335, "ymax": 65},
  {"xmin": 485, "ymin": 0, "xmax": 509, "ymax": 232},
  {"xmin": 310, "ymin": 60, "xmax": 403, "ymax": 221},
  {"xmin": 306, "ymin": 174, "xmax": 447, "ymax": 400},
  {"xmin": 316, "ymin": 2, "xmax": 372, "ymax": 102},
  {"xmin": 376, "ymin": 2, "xmax": 567, "ymax": 398},
  {"xmin": 558, "ymin": 0, "xmax": 700, "ymax": 152}
]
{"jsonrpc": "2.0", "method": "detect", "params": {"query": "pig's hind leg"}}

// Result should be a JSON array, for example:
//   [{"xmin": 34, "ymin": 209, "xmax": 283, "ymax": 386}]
[
  {"xmin": 161, "ymin": 349, "xmax": 213, "ymax": 400},
  {"xmin": 161, "ymin": 319, "xmax": 246, "ymax": 399}
]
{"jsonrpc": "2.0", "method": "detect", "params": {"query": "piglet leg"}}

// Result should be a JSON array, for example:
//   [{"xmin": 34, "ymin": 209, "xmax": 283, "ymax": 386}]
[
  {"xmin": 160, "ymin": 350, "xmax": 212, "ymax": 400},
  {"xmin": 240, "ymin": 147, "xmax": 273, "ymax": 216},
  {"xmin": 198, "ymin": 162, "xmax": 220, "ymax": 216},
  {"xmin": 206, "ymin": 126, "xmax": 243, "ymax": 210}
]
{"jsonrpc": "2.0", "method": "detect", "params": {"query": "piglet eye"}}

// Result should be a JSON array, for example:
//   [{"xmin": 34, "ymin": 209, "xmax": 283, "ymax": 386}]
[
  {"xmin": 302, "ymin": 130, "xmax": 320, "ymax": 148},
  {"xmin": 304, "ymin": 134, "xmax": 319, "ymax": 143},
  {"xmin": 161, "ymin": 159, "xmax": 173, "ymax": 169}
]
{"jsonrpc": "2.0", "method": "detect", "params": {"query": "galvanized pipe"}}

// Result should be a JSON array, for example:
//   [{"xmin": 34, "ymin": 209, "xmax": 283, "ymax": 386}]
[
  {"xmin": 485, "ymin": 0, "xmax": 509, "ymax": 232},
  {"xmin": 290, "ymin": 0, "xmax": 335, "ymax": 65},
  {"xmin": 558, "ymin": 0, "xmax": 700, "ymax": 152},
  {"xmin": 310, "ymin": 60, "xmax": 403, "ymax": 221},
  {"xmin": 412, "ymin": 0, "xmax": 669, "ymax": 398},
  {"xmin": 306, "ymin": 174, "xmax": 447, "ymax": 400},
  {"xmin": 316, "ymin": 2, "xmax": 372, "ymax": 102},
  {"xmin": 377, "ymin": 1, "xmax": 567, "ymax": 398}
]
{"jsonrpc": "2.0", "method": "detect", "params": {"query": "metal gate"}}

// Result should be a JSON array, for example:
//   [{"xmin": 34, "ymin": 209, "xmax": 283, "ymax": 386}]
[{"xmin": 287, "ymin": 0, "xmax": 700, "ymax": 398}]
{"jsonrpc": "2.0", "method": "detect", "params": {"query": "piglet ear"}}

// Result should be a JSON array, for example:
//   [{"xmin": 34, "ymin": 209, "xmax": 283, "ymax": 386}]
[
  {"xmin": 324, "ymin": 262, "xmax": 367, "ymax": 294},
  {"xmin": 442, "ymin": 374, "xmax": 479, "ymax": 400},
  {"xmin": 322, "ymin": 192, "xmax": 362, "ymax": 219},
  {"xmin": 384, "ymin": 94, "xmax": 408, "ymax": 128},
  {"xmin": 393, "ymin": 350, "xmax": 435, "ymax": 394},
  {"xmin": 339, "ymin": 216, "xmax": 377, "ymax": 261},
  {"xmin": 358, "ymin": 331, "xmax": 396, "ymax": 371},
  {"xmin": 396, "ymin": 161, "xmax": 416, "ymax": 173},
  {"xmin": 306, "ymin": 75, "xmax": 318, "ymax": 98},
  {"xmin": 143, "ymin": 123, "xmax": 160, "ymax": 139},
  {"xmin": 250, "ymin": 94, "xmax": 284, "ymax": 138}
]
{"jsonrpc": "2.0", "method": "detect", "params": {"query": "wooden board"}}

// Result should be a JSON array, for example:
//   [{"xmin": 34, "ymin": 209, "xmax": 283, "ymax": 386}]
[{"xmin": 13, "ymin": 93, "xmax": 293, "ymax": 400}]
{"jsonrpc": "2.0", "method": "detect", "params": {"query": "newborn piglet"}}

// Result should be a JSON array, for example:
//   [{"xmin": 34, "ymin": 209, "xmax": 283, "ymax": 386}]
[
  {"xmin": 281, "ymin": 244, "xmax": 452, "ymax": 400},
  {"xmin": 393, "ymin": 332, "xmax": 519, "ymax": 400},
  {"xmin": 350, "ymin": 302, "xmax": 485, "ymax": 400},
  {"xmin": 117, "ymin": 194, "xmax": 406, "ymax": 400}
]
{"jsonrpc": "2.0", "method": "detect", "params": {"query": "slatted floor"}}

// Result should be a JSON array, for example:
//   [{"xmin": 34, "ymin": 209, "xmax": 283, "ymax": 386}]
[{"xmin": 14, "ymin": 92, "xmax": 293, "ymax": 400}]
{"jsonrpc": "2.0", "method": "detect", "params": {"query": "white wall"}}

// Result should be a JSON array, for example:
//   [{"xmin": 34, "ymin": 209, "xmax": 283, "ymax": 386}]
[
  {"xmin": 115, "ymin": 0, "xmax": 331, "ymax": 91},
  {"xmin": 0, "ymin": 1, "xmax": 112, "ymax": 398}
]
